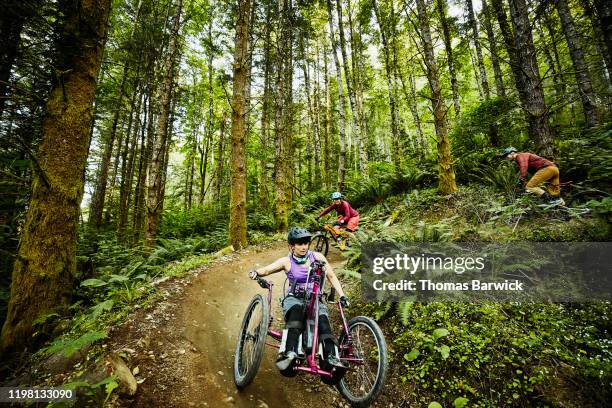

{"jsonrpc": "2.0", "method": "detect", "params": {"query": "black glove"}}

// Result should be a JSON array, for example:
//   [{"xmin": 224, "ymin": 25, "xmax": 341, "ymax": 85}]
[
  {"xmin": 516, "ymin": 177, "xmax": 526, "ymax": 188},
  {"xmin": 248, "ymin": 269, "xmax": 259, "ymax": 280},
  {"xmin": 339, "ymin": 295, "xmax": 350, "ymax": 308}
]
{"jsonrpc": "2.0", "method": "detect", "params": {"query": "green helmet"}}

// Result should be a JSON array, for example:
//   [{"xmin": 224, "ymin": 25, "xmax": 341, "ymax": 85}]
[
  {"xmin": 287, "ymin": 227, "xmax": 313, "ymax": 244},
  {"xmin": 501, "ymin": 147, "xmax": 518, "ymax": 157}
]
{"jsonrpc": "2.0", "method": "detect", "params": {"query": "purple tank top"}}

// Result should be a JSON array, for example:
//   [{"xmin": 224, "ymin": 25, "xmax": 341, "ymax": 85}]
[{"xmin": 287, "ymin": 251, "xmax": 316, "ymax": 290}]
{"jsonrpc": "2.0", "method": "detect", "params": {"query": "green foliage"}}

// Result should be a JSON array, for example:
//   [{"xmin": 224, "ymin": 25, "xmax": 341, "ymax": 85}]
[
  {"xmin": 41, "ymin": 330, "xmax": 107, "ymax": 358},
  {"xmin": 48, "ymin": 376, "xmax": 119, "ymax": 408},
  {"xmin": 352, "ymin": 301, "xmax": 612, "ymax": 407},
  {"xmin": 160, "ymin": 203, "xmax": 229, "ymax": 239},
  {"xmin": 586, "ymin": 197, "xmax": 612, "ymax": 218},
  {"xmin": 558, "ymin": 124, "xmax": 612, "ymax": 190},
  {"xmin": 452, "ymin": 97, "xmax": 523, "ymax": 152}
]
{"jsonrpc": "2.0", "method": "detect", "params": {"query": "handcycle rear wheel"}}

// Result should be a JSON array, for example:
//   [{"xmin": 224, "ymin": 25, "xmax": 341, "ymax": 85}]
[
  {"xmin": 337, "ymin": 316, "xmax": 388, "ymax": 407},
  {"xmin": 311, "ymin": 233, "xmax": 329, "ymax": 256},
  {"xmin": 233, "ymin": 294, "xmax": 270, "ymax": 389}
]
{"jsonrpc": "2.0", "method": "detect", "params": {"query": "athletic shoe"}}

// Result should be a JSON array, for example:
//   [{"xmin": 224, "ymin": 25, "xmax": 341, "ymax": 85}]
[{"xmin": 276, "ymin": 351, "xmax": 297, "ymax": 371}]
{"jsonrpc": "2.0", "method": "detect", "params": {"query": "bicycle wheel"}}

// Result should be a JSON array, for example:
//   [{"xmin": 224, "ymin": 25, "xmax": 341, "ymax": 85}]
[
  {"xmin": 233, "ymin": 294, "xmax": 270, "ymax": 389},
  {"xmin": 337, "ymin": 316, "xmax": 388, "ymax": 408},
  {"xmin": 311, "ymin": 233, "xmax": 329, "ymax": 257}
]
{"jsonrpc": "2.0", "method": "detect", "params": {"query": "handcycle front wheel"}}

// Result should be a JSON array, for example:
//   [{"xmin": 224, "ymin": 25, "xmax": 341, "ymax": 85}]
[
  {"xmin": 337, "ymin": 316, "xmax": 388, "ymax": 407},
  {"xmin": 233, "ymin": 293, "xmax": 270, "ymax": 389},
  {"xmin": 311, "ymin": 233, "xmax": 329, "ymax": 257}
]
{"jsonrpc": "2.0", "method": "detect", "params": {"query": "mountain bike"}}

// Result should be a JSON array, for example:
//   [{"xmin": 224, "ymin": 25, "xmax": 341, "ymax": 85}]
[
  {"xmin": 311, "ymin": 221, "xmax": 353, "ymax": 256},
  {"xmin": 233, "ymin": 260, "xmax": 388, "ymax": 407}
]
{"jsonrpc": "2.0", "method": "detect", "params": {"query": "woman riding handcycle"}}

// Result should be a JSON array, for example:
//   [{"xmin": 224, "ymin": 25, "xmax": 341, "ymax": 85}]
[{"xmin": 233, "ymin": 227, "xmax": 388, "ymax": 407}]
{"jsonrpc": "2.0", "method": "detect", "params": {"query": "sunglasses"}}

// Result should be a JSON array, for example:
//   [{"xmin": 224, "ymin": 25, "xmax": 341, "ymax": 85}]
[{"xmin": 293, "ymin": 238, "xmax": 311, "ymax": 245}]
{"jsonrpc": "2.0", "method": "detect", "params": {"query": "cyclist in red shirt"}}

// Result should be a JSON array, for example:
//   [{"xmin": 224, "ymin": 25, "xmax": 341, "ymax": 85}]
[
  {"xmin": 502, "ymin": 147, "xmax": 565, "ymax": 205},
  {"xmin": 316, "ymin": 192, "xmax": 360, "ymax": 239}
]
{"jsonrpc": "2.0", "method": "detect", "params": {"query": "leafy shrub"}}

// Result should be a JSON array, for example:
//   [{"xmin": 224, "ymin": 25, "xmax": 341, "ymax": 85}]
[
  {"xmin": 452, "ymin": 96, "xmax": 524, "ymax": 153},
  {"xmin": 558, "ymin": 123, "xmax": 612, "ymax": 190},
  {"xmin": 351, "ymin": 301, "xmax": 612, "ymax": 407},
  {"xmin": 160, "ymin": 203, "xmax": 228, "ymax": 239}
]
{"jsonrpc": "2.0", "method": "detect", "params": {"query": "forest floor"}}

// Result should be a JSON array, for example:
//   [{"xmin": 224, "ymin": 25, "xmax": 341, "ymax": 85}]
[{"xmin": 107, "ymin": 240, "xmax": 369, "ymax": 408}]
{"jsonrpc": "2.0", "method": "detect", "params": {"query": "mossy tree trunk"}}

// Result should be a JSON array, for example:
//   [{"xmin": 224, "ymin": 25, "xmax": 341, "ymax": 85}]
[
  {"xmin": 145, "ymin": 0, "xmax": 182, "ymax": 249},
  {"xmin": 229, "ymin": 0, "xmax": 252, "ymax": 250},
  {"xmin": 416, "ymin": 0, "xmax": 457, "ymax": 195},
  {"xmin": 326, "ymin": 0, "xmax": 347, "ymax": 191},
  {"xmin": 556, "ymin": 0, "xmax": 599, "ymax": 127},
  {"xmin": 259, "ymin": 0, "xmax": 274, "ymax": 208},
  {"xmin": 274, "ymin": 0, "xmax": 294, "ymax": 232},
  {"xmin": 436, "ymin": 0, "xmax": 461, "ymax": 117},
  {"xmin": 0, "ymin": 0, "xmax": 112, "ymax": 355},
  {"xmin": 507, "ymin": 0, "xmax": 555, "ymax": 157},
  {"xmin": 466, "ymin": 0, "xmax": 490, "ymax": 100},
  {"xmin": 372, "ymin": 0, "xmax": 400, "ymax": 173},
  {"xmin": 481, "ymin": 0, "xmax": 505, "ymax": 97}
]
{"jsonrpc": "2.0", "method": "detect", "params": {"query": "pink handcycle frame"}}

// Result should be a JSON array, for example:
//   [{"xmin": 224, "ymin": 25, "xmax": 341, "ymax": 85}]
[{"xmin": 257, "ymin": 261, "xmax": 363, "ymax": 378}]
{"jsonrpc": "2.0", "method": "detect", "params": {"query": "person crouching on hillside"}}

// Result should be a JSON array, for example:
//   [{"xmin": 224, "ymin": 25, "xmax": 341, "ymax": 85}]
[{"xmin": 502, "ymin": 147, "xmax": 565, "ymax": 206}]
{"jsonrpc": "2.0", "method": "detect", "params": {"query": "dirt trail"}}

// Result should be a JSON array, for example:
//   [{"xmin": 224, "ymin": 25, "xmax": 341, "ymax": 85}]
[{"xmin": 118, "ymin": 241, "xmax": 349, "ymax": 408}]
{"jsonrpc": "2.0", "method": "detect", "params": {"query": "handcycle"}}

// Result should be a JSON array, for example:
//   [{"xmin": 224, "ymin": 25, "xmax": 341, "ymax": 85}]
[
  {"xmin": 311, "ymin": 221, "xmax": 354, "ymax": 256},
  {"xmin": 233, "ymin": 259, "xmax": 388, "ymax": 407}
]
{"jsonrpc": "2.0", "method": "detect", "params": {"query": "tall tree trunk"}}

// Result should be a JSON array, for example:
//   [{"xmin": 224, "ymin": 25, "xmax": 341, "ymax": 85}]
[
  {"xmin": 593, "ymin": 0, "xmax": 612, "ymax": 67},
  {"xmin": 274, "ymin": 0, "xmax": 294, "ymax": 231},
  {"xmin": 436, "ymin": 0, "xmax": 461, "ymax": 116},
  {"xmin": 335, "ymin": 0, "xmax": 366, "ymax": 176},
  {"xmin": 133, "ymin": 81, "xmax": 154, "ymax": 245},
  {"xmin": 198, "ymin": 127, "xmax": 212, "ymax": 203},
  {"xmin": 507, "ymin": 0, "xmax": 555, "ymax": 157},
  {"xmin": 492, "ymin": 0, "xmax": 555, "ymax": 157},
  {"xmin": 145, "ymin": 0, "xmax": 182, "ymax": 248},
  {"xmin": 89, "ymin": 63, "xmax": 129, "ymax": 228},
  {"xmin": 416, "ymin": 0, "xmax": 457, "ymax": 195},
  {"xmin": 258, "ymin": 0, "xmax": 273, "ymax": 208},
  {"xmin": 556, "ymin": 0, "xmax": 599, "ymax": 127},
  {"xmin": 312, "ymin": 42, "xmax": 323, "ymax": 188},
  {"xmin": 372, "ymin": 0, "xmax": 401, "ymax": 172},
  {"xmin": 326, "ymin": 0, "xmax": 347, "ymax": 191},
  {"xmin": 0, "ymin": 0, "xmax": 111, "ymax": 355},
  {"xmin": 118, "ymin": 86, "xmax": 143, "ymax": 242},
  {"xmin": 481, "ymin": 0, "xmax": 505, "ymax": 97},
  {"xmin": 466, "ymin": 0, "xmax": 490, "ymax": 99},
  {"xmin": 346, "ymin": 0, "xmax": 369, "ymax": 173},
  {"xmin": 198, "ymin": 18, "xmax": 215, "ymax": 205},
  {"xmin": 536, "ymin": 19, "xmax": 563, "ymax": 98},
  {"xmin": 582, "ymin": 0, "xmax": 612, "ymax": 83},
  {"xmin": 300, "ymin": 37, "xmax": 318, "ymax": 190},
  {"xmin": 542, "ymin": 11, "xmax": 565, "ymax": 96},
  {"xmin": 398, "ymin": 68, "xmax": 426, "ymax": 158},
  {"xmin": 215, "ymin": 113, "xmax": 226, "ymax": 200},
  {"xmin": 0, "ymin": 1, "xmax": 38, "ymax": 117},
  {"xmin": 322, "ymin": 40, "xmax": 332, "ymax": 188},
  {"xmin": 229, "ymin": 0, "xmax": 252, "ymax": 250}
]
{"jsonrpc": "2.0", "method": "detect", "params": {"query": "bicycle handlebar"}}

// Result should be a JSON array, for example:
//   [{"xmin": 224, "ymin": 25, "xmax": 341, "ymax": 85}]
[{"xmin": 255, "ymin": 275, "xmax": 270, "ymax": 289}]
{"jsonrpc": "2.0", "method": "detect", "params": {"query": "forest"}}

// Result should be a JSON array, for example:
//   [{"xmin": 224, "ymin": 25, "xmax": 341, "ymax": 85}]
[{"xmin": 0, "ymin": 0, "xmax": 611, "ymax": 406}]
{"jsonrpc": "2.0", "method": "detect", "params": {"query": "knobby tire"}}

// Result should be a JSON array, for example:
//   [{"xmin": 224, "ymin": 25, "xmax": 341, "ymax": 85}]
[
  {"xmin": 233, "ymin": 294, "xmax": 270, "ymax": 389},
  {"xmin": 337, "ymin": 316, "xmax": 388, "ymax": 407}
]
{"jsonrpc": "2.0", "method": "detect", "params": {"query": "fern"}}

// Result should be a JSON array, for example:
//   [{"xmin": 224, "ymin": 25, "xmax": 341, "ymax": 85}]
[
  {"xmin": 335, "ymin": 268, "xmax": 362, "ymax": 280},
  {"xmin": 90, "ymin": 300, "xmax": 114, "ymax": 318},
  {"xmin": 397, "ymin": 299, "xmax": 414, "ymax": 326},
  {"xmin": 373, "ymin": 301, "xmax": 394, "ymax": 320},
  {"xmin": 41, "ymin": 330, "xmax": 107, "ymax": 357}
]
